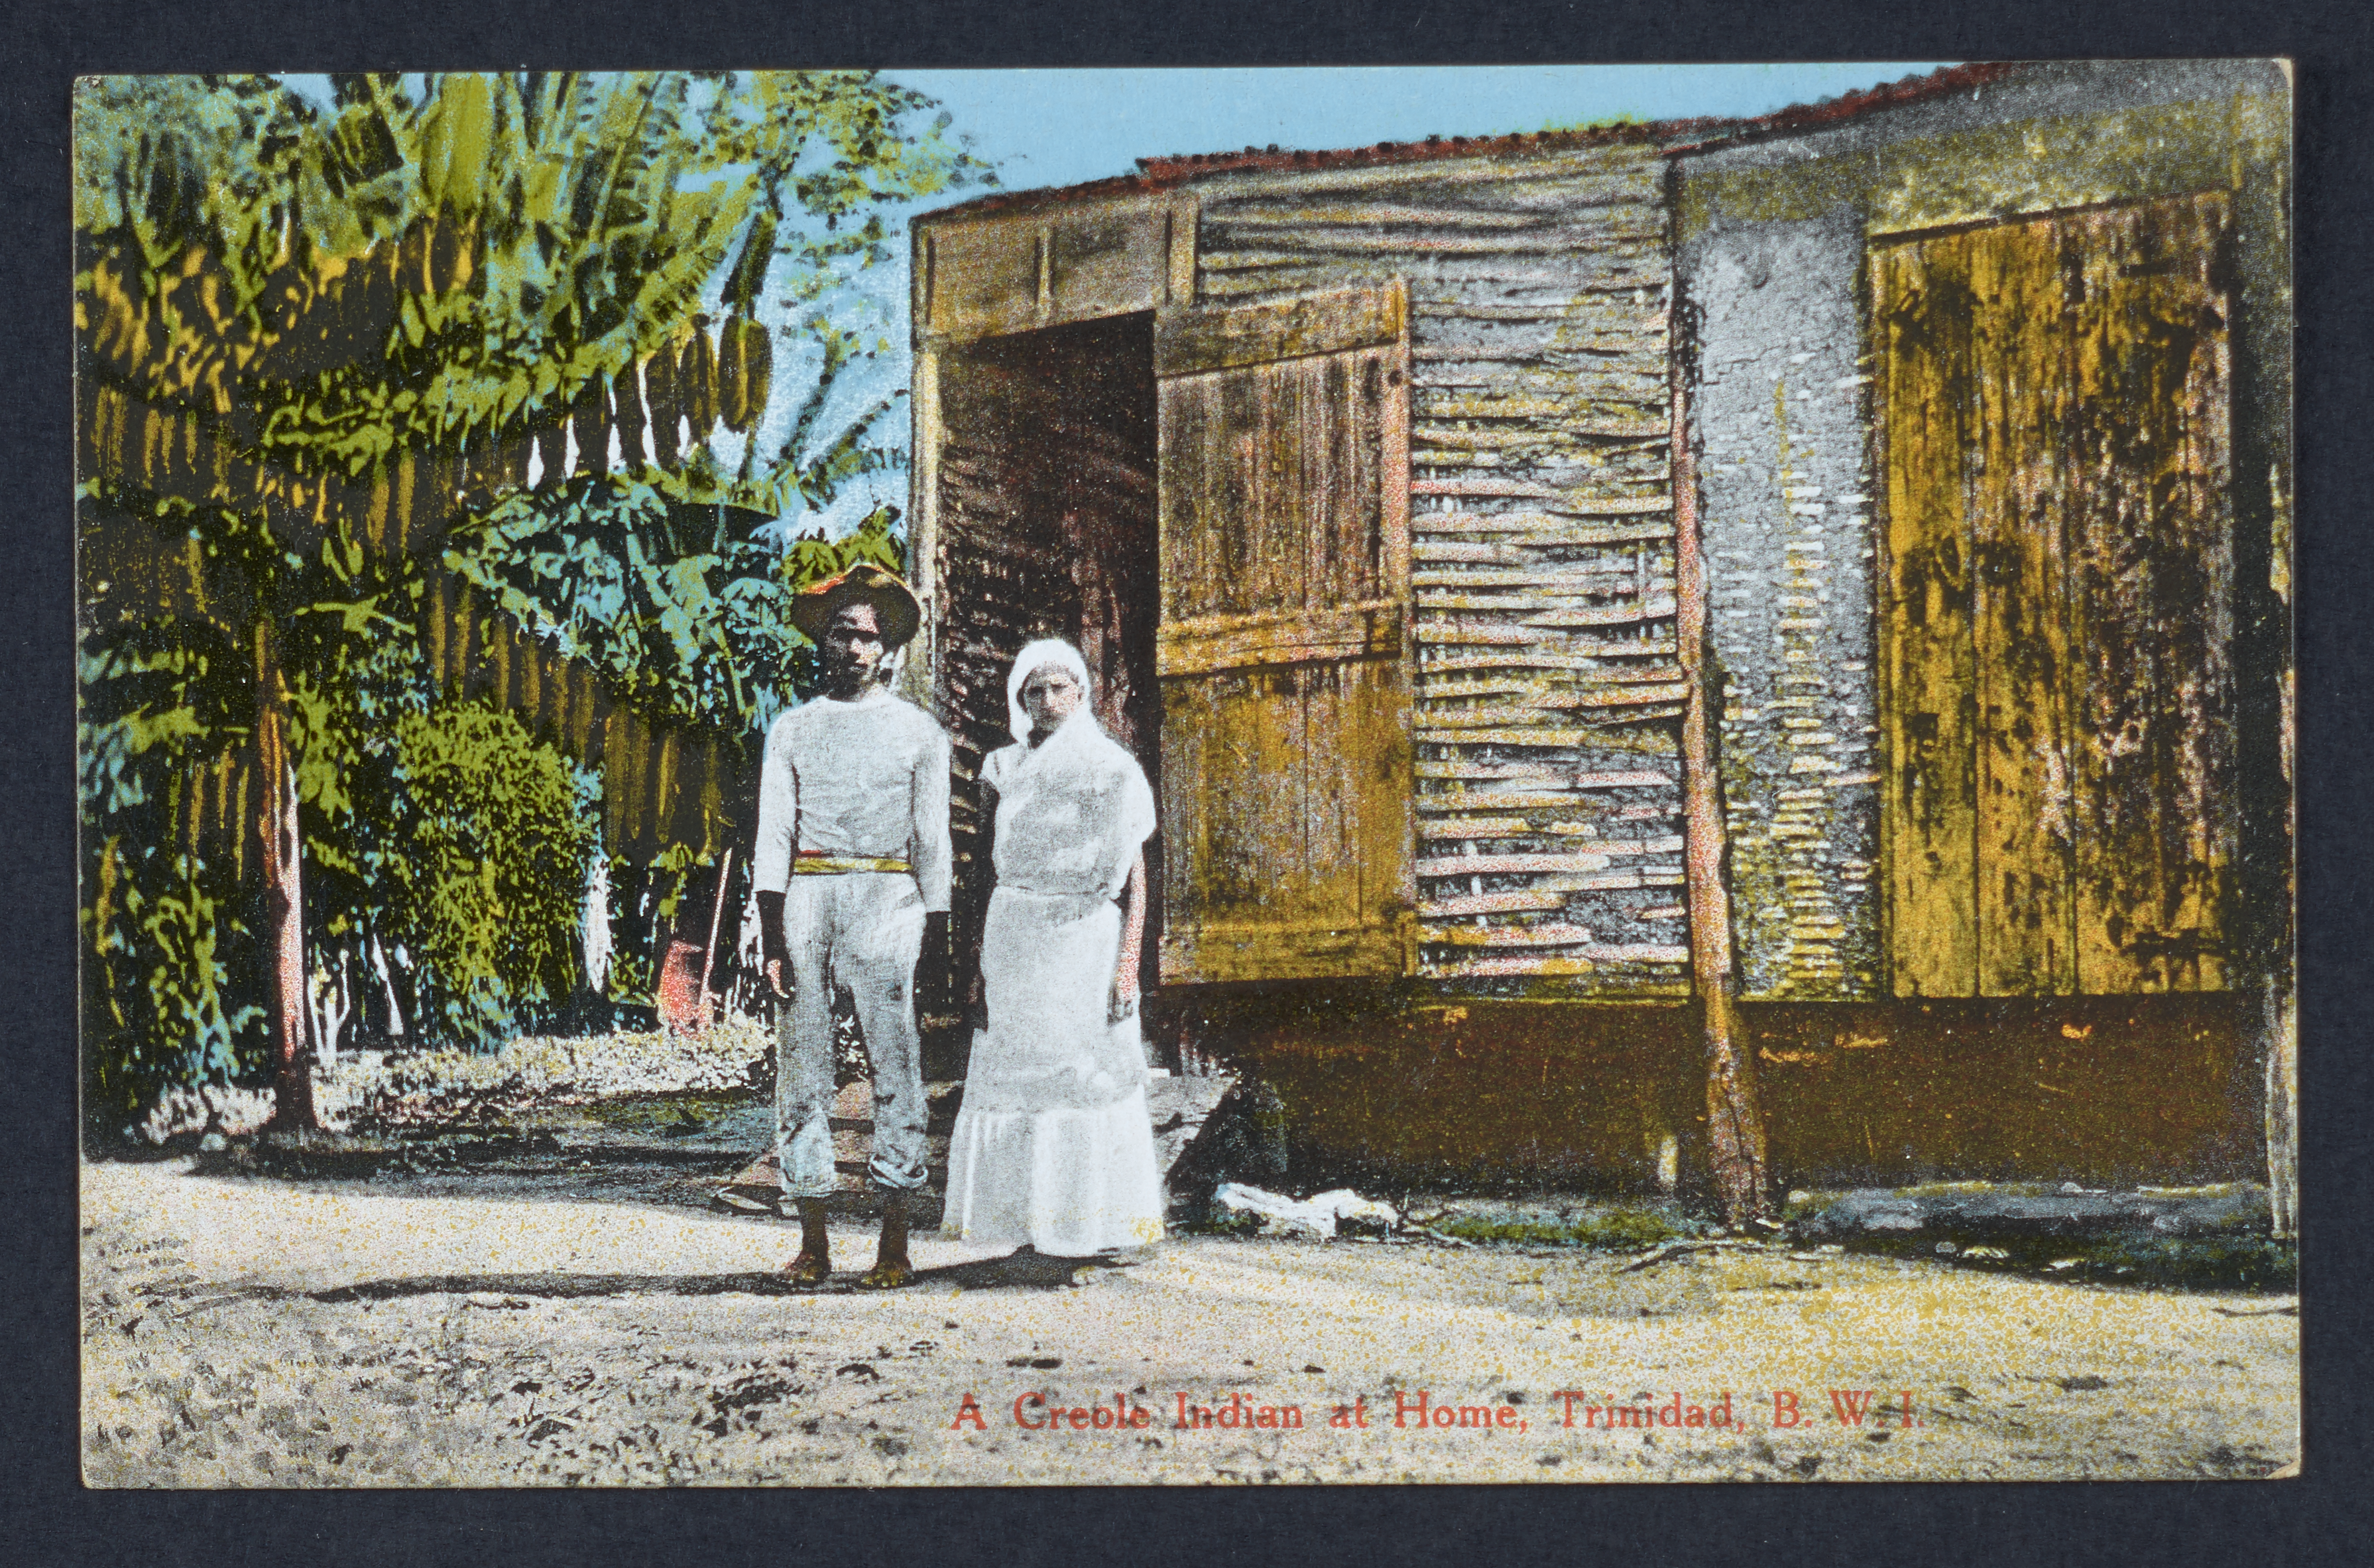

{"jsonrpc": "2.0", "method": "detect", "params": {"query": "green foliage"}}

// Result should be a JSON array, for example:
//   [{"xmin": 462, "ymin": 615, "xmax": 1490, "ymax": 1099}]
[
  {"xmin": 78, "ymin": 621, "xmax": 265, "ymax": 1119},
  {"xmin": 74, "ymin": 72, "xmax": 988, "ymax": 487},
  {"xmin": 82, "ymin": 835, "xmax": 257, "ymax": 1120},
  {"xmin": 76, "ymin": 70, "xmax": 979, "ymax": 1111},
  {"xmin": 445, "ymin": 473, "xmax": 905, "ymax": 737},
  {"xmin": 369, "ymin": 705, "xmax": 599, "ymax": 1046}
]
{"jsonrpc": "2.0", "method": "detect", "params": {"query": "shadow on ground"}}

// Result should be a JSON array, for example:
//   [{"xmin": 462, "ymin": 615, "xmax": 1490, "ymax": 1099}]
[{"xmin": 182, "ymin": 1248, "xmax": 1126, "ymax": 1312}]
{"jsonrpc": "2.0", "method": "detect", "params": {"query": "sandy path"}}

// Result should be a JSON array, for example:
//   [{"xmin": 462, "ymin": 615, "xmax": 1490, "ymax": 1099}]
[{"xmin": 80, "ymin": 1159, "xmax": 2298, "ymax": 1485}]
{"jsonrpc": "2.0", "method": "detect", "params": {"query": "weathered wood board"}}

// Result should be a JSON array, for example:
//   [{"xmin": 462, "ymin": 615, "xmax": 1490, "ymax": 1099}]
[
  {"xmin": 1154, "ymin": 284, "xmax": 1415, "ymax": 982},
  {"xmin": 1873, "ymin": 194, "xmax": 2236, "ymax": 996}
]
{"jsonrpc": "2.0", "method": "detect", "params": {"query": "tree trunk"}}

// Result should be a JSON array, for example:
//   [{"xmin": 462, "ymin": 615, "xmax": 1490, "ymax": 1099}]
[
  {"xmin": 581, "ymin": 840, "xmax": 613, "ymax": 998},
  {"xmin": 255, "ymin": 625, "xmax": 317, "ymax": 1132},
  {"xmin": 369, "ymin": 930, "xmax": 407, "ymax": 1040},
  {"xmin": 1674, "ymin": 379, "xmax": 1772, "ymax": 1227}
]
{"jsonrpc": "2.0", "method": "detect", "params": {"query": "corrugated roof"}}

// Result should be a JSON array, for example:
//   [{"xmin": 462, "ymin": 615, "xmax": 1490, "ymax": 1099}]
[{"xmin": 916, "ymin": 62, "xmax": 2029, "ymax": 226}]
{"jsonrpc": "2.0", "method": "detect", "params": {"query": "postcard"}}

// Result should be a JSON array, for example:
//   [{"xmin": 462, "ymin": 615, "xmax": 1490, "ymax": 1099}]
[{"xmin": 77, "ymin": 61, "xmax": 2297, "ymax": 1485}]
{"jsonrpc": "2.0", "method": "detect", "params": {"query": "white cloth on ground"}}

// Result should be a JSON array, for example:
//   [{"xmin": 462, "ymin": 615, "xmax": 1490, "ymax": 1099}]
[{"xmin": 943, "ymin": 684, "xmax": 1163, "ymax": 1254}]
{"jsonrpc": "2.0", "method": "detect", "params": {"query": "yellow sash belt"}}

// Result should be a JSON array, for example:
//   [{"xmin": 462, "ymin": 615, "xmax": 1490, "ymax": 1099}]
[{"xmin": 793, "ymin": 853, "xmax": 913, "ymax": 875}]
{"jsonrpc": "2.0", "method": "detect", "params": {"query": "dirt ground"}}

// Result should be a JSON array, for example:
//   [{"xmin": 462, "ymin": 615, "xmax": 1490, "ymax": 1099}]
[{"xmin": 80, "ymin": 1150, "xmax": 2298, "ymax": 1486}]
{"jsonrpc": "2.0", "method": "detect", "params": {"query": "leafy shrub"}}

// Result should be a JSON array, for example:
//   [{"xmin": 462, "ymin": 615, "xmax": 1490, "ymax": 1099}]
[{"xmin": 371, "ymin": 705, "xmax": 599, "ymax": 1047}]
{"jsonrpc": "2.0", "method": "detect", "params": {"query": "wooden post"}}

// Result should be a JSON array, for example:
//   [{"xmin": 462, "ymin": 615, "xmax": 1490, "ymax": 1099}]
[
  {"xmin": 2264, "ymin": 986, "xmax": 2296, "ymax": 1238},
  {"xmin": 1673, "ymin": 378, "xmax": 1770, "ymax": 1227},
  {"xmin": 698, "ymin": 846, "xmax": 735, "ymax": 1019},
  {"xmin": 2267, "ymin": 501, "xmax": 2297, "ymax": 1236},
  {"xmin": 901, "ymin": 335, "xmax": 943, "ymax": 709},
  {"xmin": 255, "ymin": 623, "xmax": 317, "ymax": 1132}
]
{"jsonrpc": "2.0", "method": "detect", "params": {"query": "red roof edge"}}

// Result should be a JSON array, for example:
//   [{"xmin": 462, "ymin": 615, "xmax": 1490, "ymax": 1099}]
[
  {"xmin": 916, "ymin": 62, "xmax": 2031, "ymax": 225},
  {"xmin": 1658, "ymin": 61, "xmax": 2031, "ymax": 156},
  {"xmin": 1134, "ymin": 115, "xmax": 1681, "ymax": 184}
]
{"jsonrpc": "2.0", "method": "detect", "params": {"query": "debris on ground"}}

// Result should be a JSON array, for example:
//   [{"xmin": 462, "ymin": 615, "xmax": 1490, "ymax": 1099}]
[
  {"xmin": 1619, "ymin": 1238, "xmax": 1773, "ymax": 1274},
  {"xmin": 1209, "ymin": 1183, "xmax": 1399, "ymax": 1240},
  {"xmin": 1795, "ymin": 1183, "xmax": 2273, "ymax": 1244},
  {"xmin": 122, "ymin": 1023, "xmax": 779, "ymax": 1148}
]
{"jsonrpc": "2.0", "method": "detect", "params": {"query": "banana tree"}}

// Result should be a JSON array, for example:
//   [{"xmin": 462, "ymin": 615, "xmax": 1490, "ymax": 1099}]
[{"xmin": 76, "ymin": 72, "xmax": 984, "ymax": 1128}]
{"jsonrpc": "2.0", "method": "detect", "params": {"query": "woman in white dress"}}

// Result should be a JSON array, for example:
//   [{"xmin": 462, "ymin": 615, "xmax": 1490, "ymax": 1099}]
[{"xmin": 941, "ymin": 639, "xmax": 1165, "ymax": 1256}]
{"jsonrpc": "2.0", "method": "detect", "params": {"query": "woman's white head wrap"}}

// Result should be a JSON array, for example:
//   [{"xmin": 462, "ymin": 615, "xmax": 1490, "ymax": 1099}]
[{"xmin": 1006, "ymin": 638, "xmax": 1095, "ymax": 745}]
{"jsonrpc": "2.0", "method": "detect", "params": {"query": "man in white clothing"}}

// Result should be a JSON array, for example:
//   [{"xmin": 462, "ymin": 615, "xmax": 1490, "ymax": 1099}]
[{"xmin": 751, "ymin": 563, "xmax": 950, "ymax": 1288}]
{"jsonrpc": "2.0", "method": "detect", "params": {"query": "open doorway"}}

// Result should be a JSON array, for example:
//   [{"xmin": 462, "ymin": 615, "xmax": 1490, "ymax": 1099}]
[{"xmin": 929, "ymin": 313, "xmax": 1163, "ymax": 1042}]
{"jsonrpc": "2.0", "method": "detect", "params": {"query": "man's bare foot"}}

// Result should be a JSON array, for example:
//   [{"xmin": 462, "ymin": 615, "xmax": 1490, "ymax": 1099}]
[
  {"xmin": 859, "ymin": 1191, "xmax": 912, "ymax": 1288},
  {"xmin": 859, "ymin": 1256, "xmax": 912, "ymax": 1290},
  {"xmin": 783, "ymin": 1197, "xmax": 833, "ymax": 1284}
]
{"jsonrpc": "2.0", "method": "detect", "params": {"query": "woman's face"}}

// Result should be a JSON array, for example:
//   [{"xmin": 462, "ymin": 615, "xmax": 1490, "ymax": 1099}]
[{"xmin": 1020, "ymin": 664, "xmax": 1084, "ymax": 732}]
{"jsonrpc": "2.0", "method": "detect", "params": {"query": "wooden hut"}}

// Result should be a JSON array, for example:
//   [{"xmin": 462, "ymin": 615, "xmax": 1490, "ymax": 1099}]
[{"xmin": 904, "ymin": 60, "xmax": 2293, "ymax": 1203}]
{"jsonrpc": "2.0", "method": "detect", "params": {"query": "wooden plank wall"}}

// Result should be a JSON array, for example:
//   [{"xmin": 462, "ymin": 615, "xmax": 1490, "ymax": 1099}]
[
  {"xmin": 1191, "ymin": 143, "xmax": 1691, "ymax": 995},
  {"xmin": 80, "ymin": 520, "xmax": 742, "ymax": 869},
  {"xmin": 1673, "ymin": 64, "xmax": 2287, "ymax": 1006}
]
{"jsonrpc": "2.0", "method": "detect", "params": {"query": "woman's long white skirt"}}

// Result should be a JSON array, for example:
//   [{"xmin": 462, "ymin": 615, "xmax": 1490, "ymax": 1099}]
[
  {"xmin": 941, "ymin": 886, "xmax": 1164, "ymax": 1255},
  {"xmin": 941, "ymin": 1088, "xmax": 1164, "ymax": 1254}
]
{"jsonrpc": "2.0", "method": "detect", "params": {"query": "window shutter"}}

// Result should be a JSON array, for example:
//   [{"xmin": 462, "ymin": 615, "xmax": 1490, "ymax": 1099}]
[{"xmin": 1153, "ymin": 282, "xmax": 1416, "ymax": 983}]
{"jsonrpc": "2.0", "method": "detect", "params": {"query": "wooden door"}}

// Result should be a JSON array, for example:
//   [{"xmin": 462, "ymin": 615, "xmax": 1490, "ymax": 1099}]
[
  {"xmin": 1153, "ymin": 282, "xmax": 1415, "ymax": 983},
  {"xmin": 1875, "ymin": 193, "xmax": 2236, "ymax": 996}
]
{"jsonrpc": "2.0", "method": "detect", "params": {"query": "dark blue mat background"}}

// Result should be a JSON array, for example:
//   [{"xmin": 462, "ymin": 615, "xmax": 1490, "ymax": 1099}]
[{"xmin": 7, "ymin": 6, "xmax": 2368, "ymax": 1563}]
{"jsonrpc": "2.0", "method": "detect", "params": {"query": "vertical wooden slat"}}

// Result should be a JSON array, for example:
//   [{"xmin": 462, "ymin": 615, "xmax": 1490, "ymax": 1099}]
[
  {"xmin": 489, "ymin": 612, "xmax": 512, "ymax": 713},
  {"xmin": 609, "ymin": 709, "xmax": 643, "ymax": 857},
  {"xmin": 562, "ymin": 664, "xmax": 588, "ymax": 757},
  {"xmin": 1970, "ymin": 220, "xmax": 2078, "ymax": 995},
  {"xmin": 652, "ymin": 728, "xmax": 680, "ymax": 855},
  {"xmin": 1165, "ymin": 195, "xmax": 1199, "ymax": 308},
  {"xmin": 2066, "ymin": 194, "xmax": 2235, "ymax": 993},
  {"xmin": 1876, "ymin": 239, "xmax": 1980, "ymax": 996},
  {"xmin": 425, "ymin": 572, "xmax": 451, "ymax": 694},
  {"xmin": 904, "ymin": 340, "xmax": 944, "ymax": 709},
  {"xmin": 1376, "ymin": 313, "xmax": 1415, "ymax": 969},
  {"xmin": 362, "ymin": 464, "xmax": 393, "ymax": 554},
  {"xmin": 453, "ymin": 583, "xmax": 479, "ymax": 697},
  {"xmin": 390, "ymin": 449, "xmax": 417, "ymax": 556},
  {"xmin": 232, "ymin": 753, "xmax": 249, "ymax": 883}
]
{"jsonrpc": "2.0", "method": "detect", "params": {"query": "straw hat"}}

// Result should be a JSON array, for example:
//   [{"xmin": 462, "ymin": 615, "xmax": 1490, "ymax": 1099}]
[{"xmin": 788, "ymin": 562, "xmax": 922, "ymax": 651}]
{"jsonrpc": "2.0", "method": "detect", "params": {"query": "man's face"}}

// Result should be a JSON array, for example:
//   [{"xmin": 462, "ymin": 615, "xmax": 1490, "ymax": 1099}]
[{"xmin": 821, "ymin": 601, "xmax": 886, "ymax": 690}]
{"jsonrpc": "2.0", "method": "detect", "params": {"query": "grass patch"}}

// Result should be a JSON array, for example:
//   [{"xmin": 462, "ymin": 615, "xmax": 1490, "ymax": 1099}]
[
  {"xmin": 2020, "ymin": 1235, "xmax": 2296, "ymax": 1293},
  {"xmin": 1431, "ymin": 1207, "xmax": 1704, "ymax": 1250}
]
